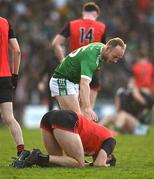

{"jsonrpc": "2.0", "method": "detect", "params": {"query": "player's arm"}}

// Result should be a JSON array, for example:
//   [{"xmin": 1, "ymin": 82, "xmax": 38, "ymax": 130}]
[
  {"xmin": 8, "ymin": 23, "xmax": 21, "ymax": 89},
  {"xmin": 93, "ymin": 138, "xmax": 116, "ymax": 167},
  {"xmin": 128, "ymin": 63, "xmax": 149, "ymax": 105},
  {"xmin": 8, "ymin": 24, "xmax": 21, "ymax": 75},
  {"xmin": 51, "ymin": 34, "xmax": 66, "ymax": 61},
  {"xmin": 80, "ymin": 55, "xmax": 98, "ymax": 121},
  {"xmin": 85, "ymin": 152, "xmax": 108, "ymax": 167},
  {"xmin": 80, "ymin": 77, "xmax": 97, "ymax": 121},
  {"xmin": 128, "ymin": 78, "xmax": 146, "ymax": 105},
  {"xmin": 51, "ymin": 23, "xmax": 70, "ymax": 62},
  {"xmin": 93, "ymin": 149, "xmax": 109, "ymax": 167},
  {"xmin": 80, "ymin": 77, "xmax": 91, "ymax": 108}
]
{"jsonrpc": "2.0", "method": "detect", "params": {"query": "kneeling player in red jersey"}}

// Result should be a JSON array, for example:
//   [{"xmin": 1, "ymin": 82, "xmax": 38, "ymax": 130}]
[{"xmin": 19, "ymin": 110, "xmax": 116, "ymax": 168}]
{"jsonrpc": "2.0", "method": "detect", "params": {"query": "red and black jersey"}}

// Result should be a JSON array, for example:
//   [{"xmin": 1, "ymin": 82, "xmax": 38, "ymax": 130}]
[
  {"xmin": 77, "ymin": 114, "xmax": 113, "ymax": 155},
  {"xmin": 60, "ymin": 19, "xmax": 106, "ymax": 52},
  {"xmin": 40, "ymin": 110, "xmax": 113, "ymax": 156},
  {"xmin": 0, "ymin": 17, "xmax": 16, "ymax": 77},
  {"xmin": 132, "ymin": 60, "xmax": 154, "ymax": 90}
]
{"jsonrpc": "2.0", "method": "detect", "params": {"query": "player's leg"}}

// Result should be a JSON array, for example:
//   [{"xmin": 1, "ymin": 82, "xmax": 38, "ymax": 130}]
[
  {"xmin": 0, "ymin": 77, "xmax": 24, "ymax": 155},
  {"xmin": 23, "ymin": 129, "xmax": 84, "ymax": 168},
  {"xmin": 114, "ymin": 111, "xmax": 128, "ymax": 129},
  {"xmin": 41, "ymin": 129, "xmax": 62, "ymax": 155},
  {"xmin": 123, "ymin": 112, "xmax": 140, "ymax": 133},
  {"xmin": 0, "ymin": 102, "xmax": 24, "ymax": 153},
  {"xmin": 25, "ymin": 111, "xmax": 84, "ymax": 168},
  {"xmin": 115, "ymin": 111, "xmax": 139, "ymax": 133},
  {"xmin": 50, "ymin": 78, "xmax": 81, "ymax": 112},
  {"xmin": 49, "ymin": 129, "xmax": 84, "ymax": 167},
  {"xmin": 56, "ymin": 95, "xmax": 80, "ymax": 112}
]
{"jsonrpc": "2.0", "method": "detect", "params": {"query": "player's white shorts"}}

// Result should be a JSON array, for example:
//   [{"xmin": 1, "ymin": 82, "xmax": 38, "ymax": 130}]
[{"xmin": 49, "ymin": 77, "xmax": 79, "ymax": 97}]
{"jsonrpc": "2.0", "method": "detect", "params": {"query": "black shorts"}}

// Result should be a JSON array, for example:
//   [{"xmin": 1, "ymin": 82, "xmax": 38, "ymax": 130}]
[
  {"xmin": 0, "ymin": 77, "xmax": 13, "ymax": 103},
  {"xmin": 40, "ymin": 110, "xmax": 78, "ymax": 133},
  {"xmin": 90, "ymin": 70, "xmax": 101, "ymax": 91}
]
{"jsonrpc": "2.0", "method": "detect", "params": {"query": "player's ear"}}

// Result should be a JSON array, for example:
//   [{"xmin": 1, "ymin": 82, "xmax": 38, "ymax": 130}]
[{"xmin": 105, "ymin": 45, "xmax": 110, "ymax": 52}]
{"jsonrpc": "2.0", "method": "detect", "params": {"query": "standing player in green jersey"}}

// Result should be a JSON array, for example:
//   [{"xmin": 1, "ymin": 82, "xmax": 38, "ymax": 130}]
[
  {"xmin": 50, "ymin": 37, "xmax": 126, "ymax": 121},
  {"xmin": 52, "ymin": 2, "xmax": 106, "ymax": 109}
]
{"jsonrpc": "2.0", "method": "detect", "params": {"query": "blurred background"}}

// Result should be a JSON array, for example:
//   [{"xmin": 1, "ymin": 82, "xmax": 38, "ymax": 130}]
[{"xmin": 0, "ymin": 0, "xmax": 154, "ymax": 127}]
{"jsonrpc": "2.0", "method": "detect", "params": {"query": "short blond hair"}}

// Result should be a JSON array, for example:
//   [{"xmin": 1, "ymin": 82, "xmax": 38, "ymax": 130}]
[{"xmin": 107, "ymin": 37, "xmax": 126, "ymax": 50}]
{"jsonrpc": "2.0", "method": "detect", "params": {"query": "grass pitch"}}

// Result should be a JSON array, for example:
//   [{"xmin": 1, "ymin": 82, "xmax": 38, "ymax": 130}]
[{"xmin": 0, "ymin": 126, "xmax": 154, "ymax": 179}]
